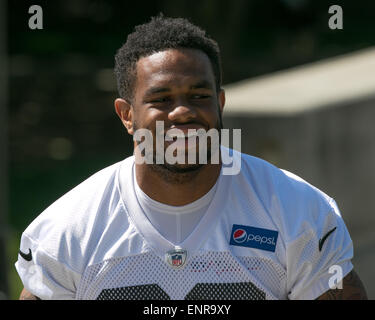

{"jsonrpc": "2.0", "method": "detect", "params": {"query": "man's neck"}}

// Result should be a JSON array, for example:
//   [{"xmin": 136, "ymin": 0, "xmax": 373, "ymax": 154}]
[{"xmin": 135, "ymin": 163, "xmax": 221, "ymax": 206}]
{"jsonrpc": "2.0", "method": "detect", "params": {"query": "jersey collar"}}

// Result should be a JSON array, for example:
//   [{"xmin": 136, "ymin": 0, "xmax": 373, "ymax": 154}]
[{"xmin": 117, "ymin": 156, "xmax": 233, "ymax": 266}]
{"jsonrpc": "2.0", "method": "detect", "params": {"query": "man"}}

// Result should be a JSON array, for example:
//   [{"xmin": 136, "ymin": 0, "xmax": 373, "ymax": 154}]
[{"xmin": 16, "ymin": 15, "xmax": 367, "ymax": 300}]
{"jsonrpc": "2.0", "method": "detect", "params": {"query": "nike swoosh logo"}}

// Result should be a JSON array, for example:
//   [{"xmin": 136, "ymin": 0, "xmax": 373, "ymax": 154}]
[
  {"xmin": 319, "ymin": 227, "xmax": 337, "ymax": 251},
  {"xmin": 19, "ymin": 248, "xmax": 32, "ymax": 262}
]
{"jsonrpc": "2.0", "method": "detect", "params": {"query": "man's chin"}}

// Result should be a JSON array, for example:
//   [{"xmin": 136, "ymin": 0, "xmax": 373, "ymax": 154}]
[
  {"xmin": 159, "ymin": 163, "xmax": 204, "ymax": 173},
  {"xmin": 147, "ymin": 162, "xmax": 204, "ymax": 184}
]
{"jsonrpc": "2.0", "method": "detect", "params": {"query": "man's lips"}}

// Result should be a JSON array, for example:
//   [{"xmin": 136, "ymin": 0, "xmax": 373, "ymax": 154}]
[{"xmin": 166, "ymin": 124, "xmax": 207, "ymax": 139}]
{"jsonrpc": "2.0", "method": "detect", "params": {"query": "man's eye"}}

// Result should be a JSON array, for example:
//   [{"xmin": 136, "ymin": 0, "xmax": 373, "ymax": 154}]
[
  {"xmin": 191, "ymin": 94, "xmax": 211, "ymax": 99},
  {"xmin": 150, "ymin": 97, "xmax": 170, "ymax": 103}
]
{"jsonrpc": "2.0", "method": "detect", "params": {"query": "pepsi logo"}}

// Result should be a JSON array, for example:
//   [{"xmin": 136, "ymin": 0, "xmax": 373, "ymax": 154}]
[
  {"xmin": 230, "ymin": 224, "xmax": 279, "ymax": 252},
  {"xmin": 232, "ymin": 228, "xmax": 247, "ymax": 243}
]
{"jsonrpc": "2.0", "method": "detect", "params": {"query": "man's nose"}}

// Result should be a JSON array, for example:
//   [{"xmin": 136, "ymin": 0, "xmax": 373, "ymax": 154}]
[{"xmin": 168, "ymin": 99, "xmax": 197, "ymax": 123}]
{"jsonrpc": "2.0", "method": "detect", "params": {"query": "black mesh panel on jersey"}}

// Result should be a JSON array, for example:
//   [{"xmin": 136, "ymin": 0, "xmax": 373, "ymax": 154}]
[
  {"xmin": 96, "ymin": 282, "xmax": 265, "ymax": 300},
  {"xmin": 97, "ymin": 284, "xmax": 170, "ymax": 300},
  {"xmin": 185, "ymin": 282, "xmax": 266, "ymax": 300}
]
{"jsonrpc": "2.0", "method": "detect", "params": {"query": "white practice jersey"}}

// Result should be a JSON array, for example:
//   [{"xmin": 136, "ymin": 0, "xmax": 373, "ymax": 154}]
[{"xmin": 15, "ymin": 148, "xmax": 353, "ymax": 300}]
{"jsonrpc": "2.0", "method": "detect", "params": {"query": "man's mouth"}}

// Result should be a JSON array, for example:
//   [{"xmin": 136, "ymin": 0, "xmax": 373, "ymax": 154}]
[
  {"xmin": 165, "ymin": 124, "xmax": 206, "ymax": 140},
  {"xmin": 163, "ymin": 126, "xmax": 207, "ymax": 153},
  {"xmin": 165, "ymin": 129, "xmax": 200, "ymax": 140}
]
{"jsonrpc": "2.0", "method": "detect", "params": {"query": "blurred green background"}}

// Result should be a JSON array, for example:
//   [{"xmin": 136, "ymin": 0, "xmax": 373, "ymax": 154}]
[{"xmin": 2, "ymin": 0, "xmax": 375, "ymax": 299}]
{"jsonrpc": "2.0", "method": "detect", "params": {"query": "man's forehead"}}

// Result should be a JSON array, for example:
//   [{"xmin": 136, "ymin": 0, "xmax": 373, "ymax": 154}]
[{"xmin": 136, "ymin": 48, "xmax": 215, "ymax": 83}]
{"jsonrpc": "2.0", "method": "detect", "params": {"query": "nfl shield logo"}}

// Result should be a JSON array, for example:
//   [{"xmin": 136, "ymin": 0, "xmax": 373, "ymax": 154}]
[{"xmin": 165, "ymin": 248, "xmax": 187, "ymax": 269}]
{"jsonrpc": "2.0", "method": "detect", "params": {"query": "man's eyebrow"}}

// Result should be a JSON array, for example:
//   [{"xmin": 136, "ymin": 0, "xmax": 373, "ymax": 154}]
[
  {"xmin": 144, "ymin": 87, "xmax": 171, "ymax": 97},
  {"xmin": 144, "ymin": 80, "xmax": 214, "ymax": 97},
  {"xmin": 190, "ymin": 80, "xmax": 214, "ymax": 90}
]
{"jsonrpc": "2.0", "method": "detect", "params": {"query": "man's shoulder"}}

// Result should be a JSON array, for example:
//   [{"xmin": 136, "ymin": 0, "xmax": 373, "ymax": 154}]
[
  {"xmin": 18, "ymin": 156, "xmax": 136, "ymax": 273},
  {"xmin": 22, "ymin": 156, "xmax": 134, "ymax": 245},
  {"xmin": 236, "ymin": 151, "xmax": 339, "ymax": 243},
  {"xmin": 43, "ymin": 157, "xmax": 129, "ymax": 211},
  {"xmin": 237, "ymin": 151, "xmax": 334, "ymax": 220},
  {"xmin": 239, "ymin": 151, "xmax": 329, "ymax": 200}
]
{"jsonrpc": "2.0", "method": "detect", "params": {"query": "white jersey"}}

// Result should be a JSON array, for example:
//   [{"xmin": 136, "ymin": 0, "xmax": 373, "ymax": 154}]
[
  {"xmin": 15, "ymin": 149, "xmax": 353, "ymax": 300},
  {"xmin": 132, "ymin": 164, "xmax": 217, "ymax": 244}
]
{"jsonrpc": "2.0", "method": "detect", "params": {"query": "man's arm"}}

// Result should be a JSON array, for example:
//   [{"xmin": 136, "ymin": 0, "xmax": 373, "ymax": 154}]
[
  {"xmin": 316, "ymin": 269, "xmax": 368, "ymax": 300},
  {"xmin": 19, "ymin": 288, "xmax": 41, "ymax": 300}
]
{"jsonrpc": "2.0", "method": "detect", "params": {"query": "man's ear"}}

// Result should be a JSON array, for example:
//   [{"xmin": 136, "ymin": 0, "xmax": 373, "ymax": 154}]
[
  {"xmin": 218, "ymin": 89, "xmax": 225, "ymax": 114},
  {"xmin": 114, "ymin": 98, "xmax": 134, "ymax": 135}
]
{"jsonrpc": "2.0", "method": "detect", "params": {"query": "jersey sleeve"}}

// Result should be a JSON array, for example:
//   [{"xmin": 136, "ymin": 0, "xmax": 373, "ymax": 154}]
[
  {"xmin": 15, "ymin": 232, "xmax": 81, "ymax": 300},
  {"xmin": 286, "ymin": 198, "xmax": 353, "ymax": 300}
]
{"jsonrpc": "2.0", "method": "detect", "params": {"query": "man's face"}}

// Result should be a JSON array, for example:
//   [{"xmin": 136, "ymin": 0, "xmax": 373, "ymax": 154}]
[{"xmin": 120, "ymin": 48, "xmax": 225, "ymax": 172}]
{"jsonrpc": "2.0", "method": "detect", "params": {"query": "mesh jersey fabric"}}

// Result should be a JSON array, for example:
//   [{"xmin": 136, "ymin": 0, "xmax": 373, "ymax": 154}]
[{"xmin": 15, "ymin": 148, "xmax": 353, "ymax": 300}]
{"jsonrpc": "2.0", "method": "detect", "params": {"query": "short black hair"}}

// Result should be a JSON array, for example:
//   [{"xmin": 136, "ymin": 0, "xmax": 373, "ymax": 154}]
[{"xmin": 114, "ymin": 14, "xmax": 222, "ymax": 101}]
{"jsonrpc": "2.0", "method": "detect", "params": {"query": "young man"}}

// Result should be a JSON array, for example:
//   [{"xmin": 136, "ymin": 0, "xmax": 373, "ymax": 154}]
[{"xmin": 16, "ymin": 15, "xmax": 367, "ymax": 300}]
